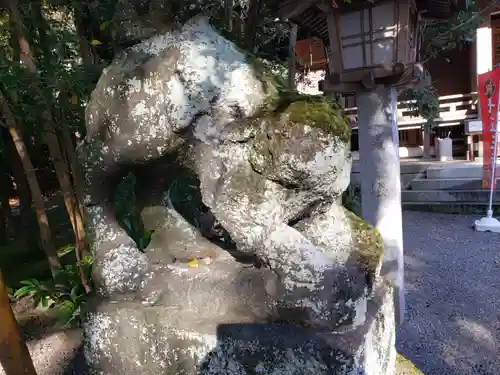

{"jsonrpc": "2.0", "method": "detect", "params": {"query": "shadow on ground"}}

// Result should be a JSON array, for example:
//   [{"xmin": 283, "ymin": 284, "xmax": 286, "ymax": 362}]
[{"xmin": 397, "ymin": 211, "xmax": 500, "ymax": 375}]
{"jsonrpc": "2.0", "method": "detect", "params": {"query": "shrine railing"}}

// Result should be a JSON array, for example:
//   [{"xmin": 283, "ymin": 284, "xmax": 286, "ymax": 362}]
[{"xmin": 345, "ymin": 92, "xmax": 478, "ymax": 131}]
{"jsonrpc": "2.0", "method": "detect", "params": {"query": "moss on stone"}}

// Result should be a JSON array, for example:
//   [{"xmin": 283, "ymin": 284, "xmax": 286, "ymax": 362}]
[
  {"xmin": 245, "ymin": 56, "xmax": 351, "ymax": 142},
  {"xmin": 344, "ymin": 209, "xmax": 384, "ymax": 277},
  {"xmin": 247, "ymin": 57, "xmax": 284, "ymax": 96},
  {"xmin": 284, "ymin": 99, "xmax": 350, "ymax": 142},
  {"xmin": 396, "ymin": 353, "xmax": 425, "ymax": 375}
]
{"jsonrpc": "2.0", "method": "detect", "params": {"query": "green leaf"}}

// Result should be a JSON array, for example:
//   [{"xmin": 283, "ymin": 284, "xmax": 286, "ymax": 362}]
[
  {"xmin": 99, "ymin": 20, "xmax": 113, "ymax": 31},
  {"xmin": 13, "ymin": 286, "xmax": 34, "ymax": 299},
  {"xmin": 121, "ymin": 217, "xmax": 133, "ymax": 233},
  {"xmin": 19, "ymin": 279, "xmax": 38, "ymax": 287},
  {"xmin": 70, "ymin": 285, "xmax": 80, "ymax": 302},
  {"xmin": 56, "ymin": 299, "xmax": 76, "ymax": 324}
]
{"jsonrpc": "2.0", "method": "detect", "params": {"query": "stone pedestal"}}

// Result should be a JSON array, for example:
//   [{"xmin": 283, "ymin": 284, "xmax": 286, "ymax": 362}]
[{"xmin": 84, "ymin": 262, "xmax": 396, "ymax": 375}]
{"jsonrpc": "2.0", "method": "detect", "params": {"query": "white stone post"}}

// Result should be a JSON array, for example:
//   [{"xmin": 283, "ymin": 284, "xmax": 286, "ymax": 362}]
[
  {"xmin": 475, "ymin": 25, "xmax": 493, "ymax": 157},
  {"xmin": 356, "ymin": 86, "xmax": 405, "ymax": 327},
  {"xmin": 476, "ymin": 26, "xmax": 493, "ymax": 76}
]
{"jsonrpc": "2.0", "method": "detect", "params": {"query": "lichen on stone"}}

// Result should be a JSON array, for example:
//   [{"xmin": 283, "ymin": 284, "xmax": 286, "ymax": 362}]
[{"xmin": 344, "ymin": 209, "xmax": 384, "ymax": 278}]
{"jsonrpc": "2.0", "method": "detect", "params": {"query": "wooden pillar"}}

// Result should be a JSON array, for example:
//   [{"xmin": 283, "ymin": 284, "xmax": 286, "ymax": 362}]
[
  {"xmin": 470, "ymin": 35, "xmax": 478, "ymax": 94},
  {"xmin": 0, "ymin": 269, "xmax": 38, "ymax": 375}
]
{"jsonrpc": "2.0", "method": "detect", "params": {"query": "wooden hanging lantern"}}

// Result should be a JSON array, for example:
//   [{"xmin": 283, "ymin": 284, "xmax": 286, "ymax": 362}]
[
  {"xmin": 279, "ymin": 0, "xmax": 469, "ymax": 92},
  {"xmin": 324, "ymin": 0, "xmax": 420, "ymax": 85}
]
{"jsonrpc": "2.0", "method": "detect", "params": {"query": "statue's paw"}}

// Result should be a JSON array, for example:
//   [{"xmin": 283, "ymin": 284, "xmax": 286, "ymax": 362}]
[{"xmin": 92, "ymin": 242, "xmax": 150, "ymax": 297}]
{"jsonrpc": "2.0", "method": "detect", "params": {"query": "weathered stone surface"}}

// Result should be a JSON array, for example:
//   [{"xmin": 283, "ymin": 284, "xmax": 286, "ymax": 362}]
[
  {"xmin": 76, "ymin": 15, "xmax": 396, "ymax": 375},
  {"xmin": 84, "ymin": 277, "xmax": 395, "ymax": 375}
]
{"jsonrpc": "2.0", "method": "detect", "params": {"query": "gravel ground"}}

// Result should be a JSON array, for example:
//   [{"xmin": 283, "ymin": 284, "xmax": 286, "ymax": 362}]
[
  {"xmin": 4, "ymin": 211, "xmax": 499, "ymax": 375},
  {"xmin": 397, "ymin": 211, "xmax": 500, "ymax": 375},
  {"xmin": 0, "ymin": 328, "xmax": 83, "ymax": 375}
]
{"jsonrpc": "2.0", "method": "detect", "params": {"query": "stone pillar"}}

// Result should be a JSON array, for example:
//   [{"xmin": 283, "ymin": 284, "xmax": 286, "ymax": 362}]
[
  {"xmin": 478, "ymin": 138, "xmax": 484, "ymax": 158},
  {"xmin": 357, "ymin": 86, "xmax": 405, "ymax": 327},
  {"xmin": 475, "ymin": 23, "xmax": 493, "ymax": 119}
]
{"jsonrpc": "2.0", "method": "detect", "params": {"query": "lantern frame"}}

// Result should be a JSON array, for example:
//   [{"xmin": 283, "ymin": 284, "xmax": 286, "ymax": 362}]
[{"xmin": 323, "ymin": 0, "xmax": 420, "ymax": 86}]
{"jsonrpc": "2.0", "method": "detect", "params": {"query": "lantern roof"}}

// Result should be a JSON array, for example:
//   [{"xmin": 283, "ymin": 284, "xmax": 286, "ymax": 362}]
[{"xmin": 278, "ymin": 0, "xmax": 469, "ymax": 44}]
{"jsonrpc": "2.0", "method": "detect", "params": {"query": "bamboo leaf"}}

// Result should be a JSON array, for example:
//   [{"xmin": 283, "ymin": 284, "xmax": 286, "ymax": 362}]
[{"xmin": 100, "ymin": 20, "xmax": 113, "ymax": 31}]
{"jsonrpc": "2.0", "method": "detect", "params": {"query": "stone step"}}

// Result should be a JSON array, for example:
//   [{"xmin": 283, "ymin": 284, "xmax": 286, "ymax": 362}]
[
  {"xmin": 426, "ymin": 164, "xmax": 500, "ymax": 179},
  {"xmin": 410, "ymin": 178, "xmax": 500, "ymax": 191},
  {"xmin": 401, "ymin": 190, "xmax": 500, "ymax": 203},
  {"xmin": 402, "ymin": 202, "xmax": 500, "ymax": 215},
  {"xmin": 352, "ymin": 161, "xmax": 435, "ymax": 175},
  {"xmin": 402, "ymin": 201, "xmax": 491, "ymax": 207}
]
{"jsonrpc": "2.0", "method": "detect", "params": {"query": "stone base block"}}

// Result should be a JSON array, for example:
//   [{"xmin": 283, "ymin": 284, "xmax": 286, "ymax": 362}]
[{"xmin": 83, "ymin": 281, "xmax": 396, "ymax": 375}]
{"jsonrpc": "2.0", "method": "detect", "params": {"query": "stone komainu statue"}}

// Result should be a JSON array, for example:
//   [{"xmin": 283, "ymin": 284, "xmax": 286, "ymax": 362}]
[{"xmin": 76, "ymin": 14, "xmax": 396, "ymax": 375}]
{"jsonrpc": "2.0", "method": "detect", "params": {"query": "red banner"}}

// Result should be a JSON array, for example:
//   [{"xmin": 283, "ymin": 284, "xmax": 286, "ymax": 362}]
[{"xmin": 478, "ymin": 68, "xmax": 500, "ymax": 189}]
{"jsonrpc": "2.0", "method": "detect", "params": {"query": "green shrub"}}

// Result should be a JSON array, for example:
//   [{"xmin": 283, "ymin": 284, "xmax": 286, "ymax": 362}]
[
  {"xmin": 114, "ymin": 172, "xmax": 152, "ymax": 251},
  {"xmin": 13, "ymin": 255, "xmax": 93, "ymax": 327}
]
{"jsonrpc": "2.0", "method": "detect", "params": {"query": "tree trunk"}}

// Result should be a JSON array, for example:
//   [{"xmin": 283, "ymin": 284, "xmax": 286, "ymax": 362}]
[
  {"xmin": 0, "ymin": 268, "xmax": 38, "ymax": 375},
  {"xmin": 58, "ymin": 90, "xmax": 90, "ymax": 261},
  {"xmin": 7, "ymin": 0, "xmax": 36, "ymax": 72},
  {"xmin": 0, "ymin": 93, "xmax": 61, "ymax": 276},
  {"xmin": 0, "ymin": 200, "xmax": 7, "ymax": 245},
  {"xmin": 0, "ymin": 162, "xmax": 13, "ymax": 244},
  {"xmin": 72, "ymin": 1, "xmax": 94, "ymax": 67},
  {"xmin": 224, "ymin": 0, "xmax": 234, "ymax": 32},
  {"xmin": 234, "ymin": 5, "xmax": 245, "ymax": 41},
  {"xmin": 2, "ymin": 128, "xmax": 34, "ymax": 240},
  {"xmin": 8, "ymin": 0, "xmax": 89, "ymax": 264},
  {"xmin": 29, "ymin": 0, "xmax": 91, "ymax": 290},
  {"xmin": 59, "ymin": 100, "xmax": 84, "ymax": 219},
  {"xmin": 243, "ymin": 0, "xmax": 262, "ymax": 52},
  {"xmin": 288, "ymin": 23, "xmax": 298, "ymax": 90}
]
